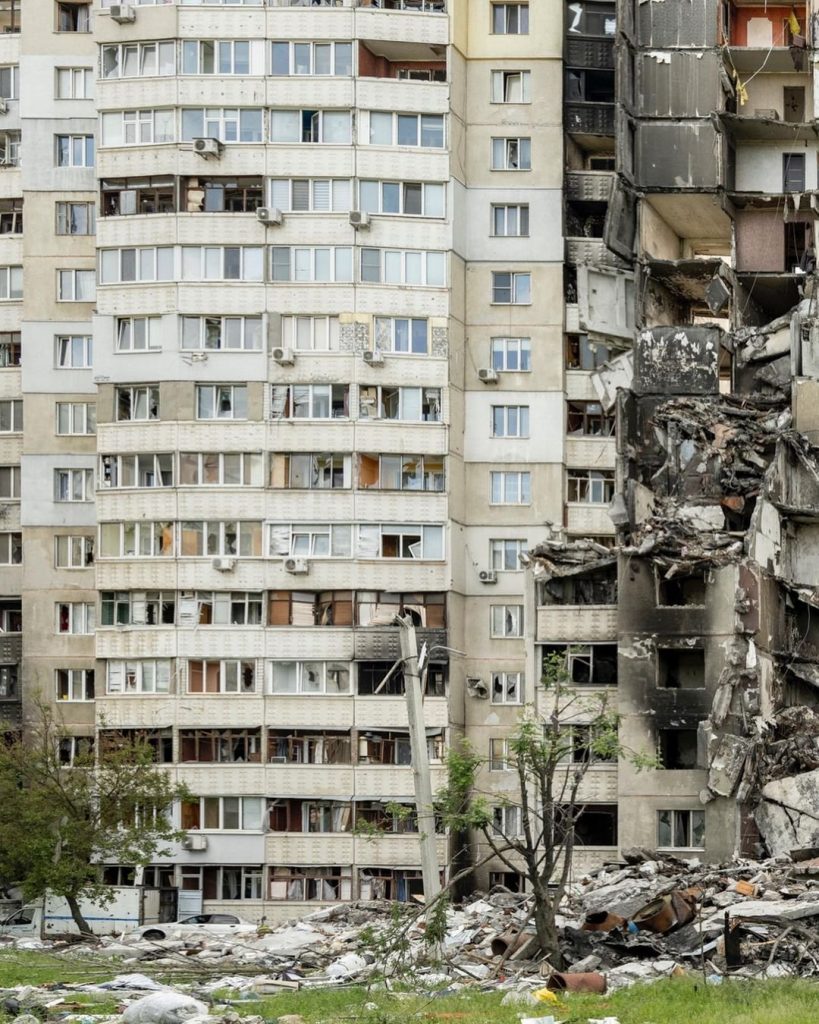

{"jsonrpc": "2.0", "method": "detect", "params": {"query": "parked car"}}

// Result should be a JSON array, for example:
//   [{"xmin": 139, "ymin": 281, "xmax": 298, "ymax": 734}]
[{"xmin": 128, "ymin": 913, "xmax": 257, "ymax": 941}]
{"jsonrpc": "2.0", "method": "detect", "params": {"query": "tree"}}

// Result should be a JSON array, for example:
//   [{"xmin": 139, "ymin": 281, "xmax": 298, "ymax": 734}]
[
  {"xmin": 0, "ymin": 705, "xmax": 190, "ymax": 935},
  {"xmin": 437, "ymin": 651, "xmax": 655, "ymax": 967}
]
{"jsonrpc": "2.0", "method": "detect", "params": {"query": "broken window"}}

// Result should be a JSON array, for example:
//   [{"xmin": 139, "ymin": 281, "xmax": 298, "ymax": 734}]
[
  {"xmin": 356, "ymin": 591, "xmax": 446, "ymax": 627},
  {"xmin": 567, "ymin": 469, "xmax": 615, "ymax": 504},
  {"xmin": 565, "ymin": 334, "xmax": 611, "ymax": 370},
  {"xmin": 656, "ymin": 571, "xmax": 707, "ymax": 607},
  {"xmin": 187, "ymin": 660, "xmax": 256, "ymax": 694},
  {"xmin": 565, "ymin": 68, "xmax": 614, "ymax": 104},
  {"xmin": 540, "ymin": 569, "xmax": 617, "ymax": 605},
  {"xmin": 567, "ymin": 724, "xmax": 616, "ymax": 763},
  {"xmin": 491, "ymin": 671, "xmax": 522, "ymax": 704},
  {"xmin": 356, "ymin": 661, "xmax": 446, "ymax": 697},
  {"xmin": 558, "ymin": 804, "xmax": 618, "ymax": 846},
  {"xmin": 179, "ymin": 729, "xmax": 261, "ymax": 763},
  {"xmin": 268, "ymin": 590, "xmax": 353, "ymax": 627},
  {"xmin": 659, "ymin": 729, "xmax": 699, "ymax": 770},
  {"xmin": 195, "ymin": 591, "xmax": 262, "ymax": 626},
  {"xmin": 542, "ymin": 644, "xmax": 618, "ymax": 686},
  {"xmin": 267, "ymin": 799, "xmax": 352, "ymax": 833},
  {"xmin": 193, "ymin": 866, "xmax": 262, "ymax": 900},
  {"xmin": 657, "ymin": 648, "xmax": 705, "ymax": 689},
  {"xmin": 271, "ymin": 384, "xmax": 349, "ymax": 419},
  {"xmin": 489, "ymin": 738, "xmax": 511, "ymax": 771},
  {"xmin": 492, "ymin": 804, "xmax": 522, "ymax": 835},
  {"xmin": 58, "ymin": 735, "xmax": 94, "ymax": 766},
  {"xmin": 101, "ymin": 865, "xmax": 135, "ymax": 886},
  {"xmin": 269, "ymin": 453, "xmax": 351, "ymax": 490},
  {"xmin": 0, "ymin": 602, "xmax": 21, "ymax": 632},
  {"xmin": 657, "ymin": 809, "xmax": 705, "ymax": 849},
  {"xmin": 270, "ymin": 661, "xmax": 351, "ymax": 694},
  {"xmin": 101, "ymin": 592, "xmax": 175, "ymax": 627},
  {"xmin": 358, "ymin": 868, "xmax": 423, "ymax": 902},
  {"xmin": 489, "ymin": 871, "xmax": 524, "ymax": 892},
  {"xmin": 357, "ymin": 729, "xmax": 443, "ymax": 765},
  {"xmin": 99, "ymin": 728, "xmax": 173, "ymax": 764},
  {"xmin": 267, "ymin": 730, "xmax": 352, "ymax": 764},
  {"xmin": 356, "ymin": 801, "xmax": 419, "ymax": 834},
  {"xmin": 269, "ymin": 866, "xmax": 350, "ymax": 902},
  {"xmin": 567, "ymin": 401, "xmax": 615, "ymax": 437}
]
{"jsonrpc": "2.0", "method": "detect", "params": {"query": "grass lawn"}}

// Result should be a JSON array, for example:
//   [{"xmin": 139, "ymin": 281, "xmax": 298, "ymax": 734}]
[{"xmin": 2, "ymin": 953, "xmax": 819, "ymax": 1024}]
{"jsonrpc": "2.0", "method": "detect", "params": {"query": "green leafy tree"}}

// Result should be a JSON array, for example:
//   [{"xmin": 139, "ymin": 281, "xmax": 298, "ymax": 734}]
[
  {"xmin": 0, "ymin": 705, "xmax": 190, "ymax": 935},
  {"xmin": 438, "ymin": 651, "xmax": 656, "ymax": 966}
]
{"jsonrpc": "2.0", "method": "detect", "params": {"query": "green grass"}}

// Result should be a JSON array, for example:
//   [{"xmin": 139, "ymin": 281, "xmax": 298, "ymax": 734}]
[{"xmin": 3, "ymin": 953, "xmax": 819, "ymax": 1024}]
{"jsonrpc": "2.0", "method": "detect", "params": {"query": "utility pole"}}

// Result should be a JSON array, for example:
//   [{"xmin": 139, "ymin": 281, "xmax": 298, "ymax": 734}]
[{"xmin": 396, "ymin": 614, "xmax": 441, "ymax": 905}]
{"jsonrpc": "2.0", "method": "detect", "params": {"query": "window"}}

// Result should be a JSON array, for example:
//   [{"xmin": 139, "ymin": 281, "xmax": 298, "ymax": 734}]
[
  {"xmin": 359, "ymin": 181, "xmax": 445, "ymax": 218},
  {"xmin": 271, "ymin": 453, "xmax": 351, "ymax": 490},
  {"xmin": 179, "ymin": 729, "xmax": 261, "ymax": 764},
  {"xmin": 56, "ymin": 668, "xmax": 94, "ymax": 701},
  {"xmin": 657, "ymin": 647, "xmax": 705, "ymax": 690},
  {"xmin": 492, "ymin": 405, "xmax": 529, "ymax": 438},
  {"xmin": 181, "ymin": 797, "xmax": 264, "ymax": 831},
  {"xmin": 195, "ymin": 591, "xmax": 262, "ymax": 626},
  {"xmin": 492, "ymin": 671, "xmax": 522, "ymax": 704},
  {"xmin": 0, "ymin": 1, "xmax": 19, "ymax": 33},
  {"xmin": 357, "ymin": 453, "xmax": 444, "ymax": 492},
  {"xmin": 100, "ymin": 453, "xmax": 173, "ymax": 489},
  {"xmin": 100, "ymin": 247, "xmax": 174, "ymax": 284},
  {"xmin": 271, "ymin": 384, "xmax": 349, "ymax": 419},
  {"xmin": 188, "ymin": 660, "xmax": 256, "ymax": 694},
  {"xmin": 55, "ymin": 335, "xmax": 92, "ymax": 368},
  {"xmin": 492, "ymin": 271, "xmax": 531, "ymax": 304},
  {"xmin": 181, "ymin": 316, "xmax": 262, "ymax": 350},
  {"xmin": 196, "ymin": 385, "xmax": 247, "ymax": 420},
  {"xmin": 0, "ymin": 265, "xmax": 21, "ymax": 300},
  {"xmin": 271, "ymin": 41, "xmax": 352, "ymax": 76},
  {"xmin": 99, "ymin": 521, "xmax": 174, "ymax": 558},
  {"xmin": 56, "ymin": 202, "xmax": 94, "ymax": 236},
  {"xmin": 491, "ymin": 137, "xmax": 531, "ymax": 170},
  {"xmin": 274, "ymin": 523, "xmax": 352, "ymax": 558},
  {"xmin": 567, "ymin": 469, "xmax": 615, "ymax": 503},
  {"xmin": 783, "ymin": 152, "xmax": 806, "ymax": 192},
  {"xmin": 566, "ymin": 805, "xmax": 618, "ymax": 846},
  {"xmin": 269, "ymin": 590, "xmax": 353, "ymax": 628},
  {"xmin": 0, "ymin": 532, "xmax": 20, "ymax": 564},
  {"xmin": 55, "ymin": 468, "xmax": 94, "ymax": 502},
  {"xmin": 0, "ymin": 466, "xmax": 19, "ymax": 499},
  {"xmin": 101, "ymin": 41, "xmax": 175, "ymax": 79},
  {"xmin": 102, "ymin": 178, "xmax": 175, "ymax": 216},
  {"xmin": 491, "ymin": 337, "xmax": 530, "ymax": 371},
  {"xmin": 368, "ymin": 112, "xmax": 445, "ymax": 148},
  {"xmin": 0, "ymin": 198, "xmax": 21, "ymax": 236},
  {"xmin": 56, "ymin": 135, "xmax": 94, "ymax": 166},
  {"xmin": 178, "ymin": 521, "xmax": 262, "ymax": 558},
  {"xmin": 106, "ymin": 660, "xmax": 171, "ymax": 694},
  {"xmin": 270, "ymin": 178, "xmax": 350, "ymax": 213},
  {"xmin": 270, "ymin": 246, "xmax": 353, "ymax": 282},
  {"xmin": 116, "ymin": 317, "xmax": 161, "ymax": 352},
  {"xmin": 358, "ymin": 386, "xmax": 441, "ymax": 422},
  {"xmin": 489, "ymin": 738, "xmax": 510, "ymax": 771},
  {"xmin": 59, "ymin": 736, "xmax": 94, "ymax": 766},
  {"xmin": 657, "ymin": 571, "xmax": 707, "ymax": 607},
  {"xmin": 186, "ymin": 177, "xmax": 263, "ymax": 212},
  {"xmin": 55, "ymin": 535, "xmax": 93, "ymax": 568},
  {"xmin": 374, "ymin": 318, "xmax": 428, "ymax": 354},
  {"xmin": 57, "ymin": 2, "xmax": 90, "ymax": 32},
  {"xmin": 365, "ymin": 524, "xmax": 444, "ymax": 560},
  {"xmin": 657, "ymin": 809, "xmax": 705, "ymax": 849},
  {"xmin": 490, "ymin": 471, "xmax": 531, "ymax": 504},
  {"xmin": 566, "ymin": 335, "xmax": 613, "ymax": 369},
  {"xmin": 181, "ymin": 107, "xmax": 263, "ymax": 143},
  {"xmin": 490, "ymin": 539, "xmax": 525, "ymax": 571},
  {"xmin": 281, "ymin": 316, "xmax": 340, "ymax": 351},
  {"xmin": 101, "ymin": 110, "xmax": 174, "ymax": 147},
  {"xmin": 659, "ymin": 729, "xmax": 699, "ymax": 770},
  {"xmin": 116, "ymin": 386, "xmax": 159, "ymax": 421},
  {"xmin": 0, "ymin": 67, "xmax": 16, "ymax": 99},
  {"xmin": 181, "ymin": 40, "xmax": 256, "ymax": 75},
  {"xmin": 567, "ymin": 1, "xmax": 615, "ymax": 35},
  {"xmin": 56, "ymin": 402, "xmax": 95, "ymax": 435},
  {"xmin": 356, "ymin": 591, "xmax": 446, "ymax": 628},
  {"xmin": 492, "ymin": 804, "xmax": 522, "ymax": 835},
  {"xmin": 0, "ymin": 132, "xmax": 20, "ymax": 167},
  {"xmin": 180, "ymin": 453, "xmax": 263, "ymax": 487},
  {"xmin": 491, "ymin": 70, "xmax": 531, "ymax": 103},
  {"xmin": 360, "ymin": 248, "xmax": 446, "ymax": 286},
  {"xmin": 269, "ymin": 661, "xmax": 351, "ymax": 695},
  {"xmin": 490, "ymin": 605, "xmax": 524, "ymax": 638},
  {"xmin": 269, "ymin": 109, "xmax": 351, "ymax": 144},
  {"xmin": 543, "ymin": 644, "xmax": 618, "ymax": 686},
  {"xmin": 567, "ymin": 401, "xmax": 615, "ymax": 436},
  {"xmin": 57, "ymin": 270, "xmax": 93, "ymax": 302},
  {"xmin": 492, "ymin": 204, "xmax": 529, "ymax": 236},
  {"xmin": 492, "ymin": 2, "xmax": 528, "ymax": 32},
  {"xmin": 56, "ymin": 67, "xmax": 92, "ymax": 98},
  {"xmin": 179, "ymin": 246, "xmax": 261, "ymax": 283},
  {"xmin": 0, "ymin": 333, "xmax": 19, "ymax": 367},
  {"xmin": 0, "ymin": 399, "xmax": 21, "ymax": 432},
  {"xmin": 56, "ymin": 602, "xmax": 95, "ymax": 634},
  {"xmin": 101, "ymin": 591, "xmax": 175, "ymax": 627}
]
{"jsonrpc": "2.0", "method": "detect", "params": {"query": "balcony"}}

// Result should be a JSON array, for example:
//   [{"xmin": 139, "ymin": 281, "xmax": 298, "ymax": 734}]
[
  {"xmin": 566, "ymin": 170, "xmax": 613, "ymax": 204},
  {"xmin": 565, "ymin": 103, "xmax": 615, "ymax": 138},
  {"xmin": 726, "ymin": 4, "xmax": 808, "ymax": 73},
  {"xmin": 536, "ymin": 605, "xmax": 617, "ymax": 644},
  {"xmin": 566, "ymin": 237, "xmax": 626, "ymax": 270}
]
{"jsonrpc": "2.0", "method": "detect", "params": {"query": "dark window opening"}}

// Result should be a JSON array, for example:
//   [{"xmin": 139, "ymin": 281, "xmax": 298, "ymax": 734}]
[
  {"xmin": 489, "ymin": 870, "xmax": 524, "ymax": 892},
  {"xmin": 657, "ymin": 648, "xmax": 705, "ymax": 689},
  {"xmin": 566, "ymin": 334, "xmax": 612, "ymax": 370},
  {"xmin": 659, "ymin": 729, "xmax": 699, "ymax": 769},
  {"xmin": 567, "ymin": 400, "xmax": 615, "ymax": 436},
  {"xmin": 784, "ymin": 86, "xmax": 805, "ymax": 122},
  {"xmin": 565, "ymin": 69, "xmax": 614, "ymax": 104},
  {"xmin": 99, "ymin": 728, "xmax": 173, "ymax": 764},
  {"xmin": 783, "ymin": 152, "xmax": 806, "ymax": 192},
  {"xmin": 542, "ymin": 644, "xmax": 618, "ymax": 685},
  {"xmin": 540, "ymin": 570, "xmax": 617, "ymax": 606},
  {"xmin": 267, "ymin": 730, "xmax": 352, "ymax": 765},
  {"xmin": 786, "ymin": 220, "xmax": 809, "ymax": 271},
  {"xmin": 559, "ymin": 804, "xmax": 618, "ymax": 846},
  {"xmin": 657, "ymin": 571, "xmax": 707, "ymax": 607}
]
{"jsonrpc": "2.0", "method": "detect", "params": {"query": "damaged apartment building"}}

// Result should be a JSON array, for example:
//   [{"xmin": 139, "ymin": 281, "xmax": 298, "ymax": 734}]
[{"xmin": 523, "ymin": 0, "xmax": 819, "ymax": 873}]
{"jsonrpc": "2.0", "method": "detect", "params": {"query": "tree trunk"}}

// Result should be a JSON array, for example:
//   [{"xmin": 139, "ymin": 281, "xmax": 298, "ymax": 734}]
[
  {"xmin": 532, "ymin": 885, "xmax": 564, "ymax": 969},
  {"xmin": 65, "ymin": 893, "xmax": 94, "ymax": 937}
]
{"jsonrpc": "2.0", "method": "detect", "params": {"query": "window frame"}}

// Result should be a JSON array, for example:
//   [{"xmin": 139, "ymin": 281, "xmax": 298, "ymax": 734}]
[
  {"xmin": 56, "ymin": 402, "xmax": 95, "ymax": 435},
  {"xmin": 490, "ymin": 136, "xmax": 531, "ymax": 171},
  {"xmin": 55, "ymin": 134, "xmax": 94, "ymax": 167},
  {"xmin": 491, "ymin": 671, "xmax": 523, "ymax": 705},
  {"xmin": 490, "ymin": 470, "xmax": 531, "ymax": 505},
  {"xmin": 490, "ymin": 604, "xmax": 524, "ymax": 638},
  {"xmin": 54, "ymin": 467, "xmax": 94, "ymax": 502},
  {"xmin": 55, "ymin": 534, "xmax": 93, "ymax": 568},
  {"xmin": 491, "ymin": 336, "xmax": 531, "ymax": 372},
  {"xmin": 56, "ymin": 667, "xmax": 94, "ymax": 702}
]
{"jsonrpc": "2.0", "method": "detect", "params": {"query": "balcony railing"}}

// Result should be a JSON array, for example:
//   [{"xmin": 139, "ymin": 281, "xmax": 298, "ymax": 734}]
[
  {"xmin": 565, "ymin": 102, "xmax": 615, "ymax": 137},
  {"xmin": 566, "ymin": 170, "xmax": 613, "ymax": 203},
  {"xmin": 566, "ymin": 38, "xmax": 614, "ymax": 70}
]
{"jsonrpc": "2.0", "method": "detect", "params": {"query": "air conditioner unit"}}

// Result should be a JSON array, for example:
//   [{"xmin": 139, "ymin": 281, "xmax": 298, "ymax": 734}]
[
  {"xmin": 349, "ymin": 210, "xmax": 371, "ymax": 230},
  {"xmin": 478, "ymin": 368, "xmax": 499, "ymax": 384},
  {"xmin": 212, "ymin": 557, "xmax": 236, "ymax": 572},
  {"xmin": 110, "ymin": 3, "xmax": 136, "ymax": 21},
  {"xmin": 272, "ymin": 346, "xmax": 295, "ymax": 366},
  {"xmin": 479, "ymin": 570, "xmax": 498, "ymax": 584},
  {"xmin": 284, "ymin": 557, "xmax": 309, "ymax": 575},
  {"xmin": 257, "ymin": 207, "xmax": 283, "ymax": 225},
  {"xmin": 193, "ymin": 137, "xmax": 223, "ymax": 158},
  {"xmin": 181, "ymin": 834, "xmax": 208, "ymax": 851},
  {"xmin": 363, "ymin": 350, "xmax": 384, "ymax": 366}
]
